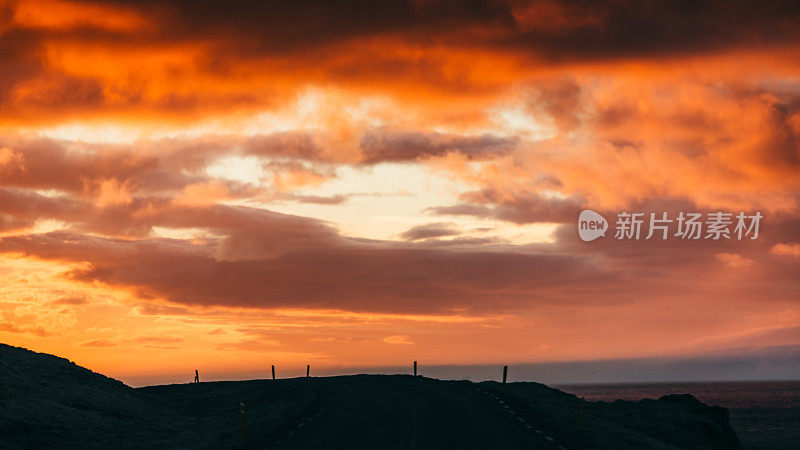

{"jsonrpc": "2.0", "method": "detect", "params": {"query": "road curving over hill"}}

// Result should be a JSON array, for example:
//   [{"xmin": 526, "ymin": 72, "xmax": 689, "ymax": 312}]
[{"xmin": 272, "ymin": 375, "xmax": 564, "ymax": 450}]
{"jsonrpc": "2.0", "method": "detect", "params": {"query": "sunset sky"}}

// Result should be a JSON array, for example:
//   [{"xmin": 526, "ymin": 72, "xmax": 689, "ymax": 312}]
[{"xmin": 1, "ymin": 0, "xmax": 799, "ymax": 385}]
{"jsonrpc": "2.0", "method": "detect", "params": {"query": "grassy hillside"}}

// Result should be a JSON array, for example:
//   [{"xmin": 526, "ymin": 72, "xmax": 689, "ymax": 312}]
[
  {"xmin": 480, "ymin": 381, "xmax": 739, "ymax": 449},
  {"xmin": 0, "ymin": 344, "xmax": 319, "ymax": 449},
  {"xmin": 1, "ymin": 343, "xmax": 741, "ymax": 449}
]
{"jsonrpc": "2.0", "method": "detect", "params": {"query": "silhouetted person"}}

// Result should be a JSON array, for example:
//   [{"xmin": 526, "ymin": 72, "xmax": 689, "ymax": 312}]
[{"xmin": 194, "ymin": 369, "xmax": 199, "ymax": 383}]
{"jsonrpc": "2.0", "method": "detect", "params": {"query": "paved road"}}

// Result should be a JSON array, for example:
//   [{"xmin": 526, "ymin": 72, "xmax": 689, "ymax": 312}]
[{"xmin": 272, "ymin": 375, "xmax": 563, "ymax": 450}]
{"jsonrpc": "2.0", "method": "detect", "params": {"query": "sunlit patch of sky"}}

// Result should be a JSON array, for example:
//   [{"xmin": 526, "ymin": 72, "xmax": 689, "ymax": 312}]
[
  {"xmin": 204, "ymin": 155, "xmax": 265, "ymax": 186},
  {"xmin": 21, "ymin": 87, "xmax": 399, "ymax": 144},
  {"xmin": 488, "ymin": 103, "xmax": 555, "ymax": 141},
  {"xmin": 251, "ymin": 163, "xmax": 559, "ymax": 244},
  {"xmin": 30, "ymin": 219, "xmax": 69, "ymax": 234}
]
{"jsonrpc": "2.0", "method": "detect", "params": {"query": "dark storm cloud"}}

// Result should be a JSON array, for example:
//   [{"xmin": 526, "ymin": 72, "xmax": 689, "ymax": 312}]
[
  {"xmin": 243, "ymin": 132, "xmax": 326, "ymax": 161},
  {"xmin": 106, "ymin": 0, "xmax": 515, "ymax": 52},
  {"xmin": 501, "ymin": 0, "xmax": 800, "ymax": 60},
  {"xmin": 0, "ymin": 137, "xmax": 186, "ymax": 194},
  {"xmin": 426, "ymin": 203, "xmax": 494, "ymax": 219},
  {"xmin": 5, "ymin": 0, "xmax": 800, "ymax": 122},
  {"xmin": 0, "ymin": 229, "xmax": 614, "ymax": 314},
  {"xmin": 428, "ymin": 189, "xmax": 584, "ymax": 224},
  {"xmin": 72, "ymin": 0, "xmax": 800, "ymax": 59},
  {"xmin": 399, "ymin": 222, "xmax": 460, "ymax": 240},
  {"xmin": 279, "ymin": 193, "xmax": 350, "ymax": 205},
  {"xmin": 359, "ymin": 130, "xmax": 515, "ymax": 164},
  {"xmin": 1, "ymin": 190, "xmax": 798, "ymax": 316}
]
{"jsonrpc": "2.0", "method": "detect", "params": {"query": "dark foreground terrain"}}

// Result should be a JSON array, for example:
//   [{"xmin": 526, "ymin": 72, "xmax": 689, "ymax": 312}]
[
  {"xmin": 558, "ymin": 381, "xmax": 800, "ymax": 450},
  {"xmin": 1, "ymin": 344, "xmax": 739, "ymax": 449}
]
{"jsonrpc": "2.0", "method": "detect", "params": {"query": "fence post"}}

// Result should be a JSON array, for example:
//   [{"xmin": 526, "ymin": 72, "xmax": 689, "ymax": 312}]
[
  {"xmin": 306, "ymin": 364, "xmax": 310, "ymax": 378},
  {"xmin": 502, "ymin": 365, "xmax": 508, "ymax": 384},
  {"xmin": 413, "ymin": 360, "xmax": 417, "ymax": 376},
  {"xmin": 271, "ymin": 365, "xmax": 276, "ymax": 380}
]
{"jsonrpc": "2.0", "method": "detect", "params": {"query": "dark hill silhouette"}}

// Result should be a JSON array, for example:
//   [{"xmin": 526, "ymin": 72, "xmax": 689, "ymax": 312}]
[
  {"xmin": 0, "ymin": 343, "xmax": 739, "ymax": 449},
  {"xmin": 0, "ymin": 343, "xmax": 318, "ymax": 449}
]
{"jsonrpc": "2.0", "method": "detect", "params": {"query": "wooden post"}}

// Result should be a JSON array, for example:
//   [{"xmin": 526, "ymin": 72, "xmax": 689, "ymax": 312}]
[
  {"xmin": 271, "ymin": 365, "xmax": 276, "ymax": 380},
  {"xmin": 502, "ymin": 365, "xmax": 508, "ymax": 384},
  {"xmin": 306, "ymin": 364, "xmax": 310, "ymax": 378},
  {"xmin": 239, "ymin": 402, "xmax": 246, "ymax": 438},
  {"xmin": 413, "ymin": 360, "xmax": 417, "ymax": 376}
]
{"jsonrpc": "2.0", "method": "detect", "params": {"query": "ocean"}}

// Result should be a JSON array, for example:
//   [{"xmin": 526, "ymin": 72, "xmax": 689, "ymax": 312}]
[{"xmin": 557, "ymin": 380, "xmax": 800, "ymax": 449}]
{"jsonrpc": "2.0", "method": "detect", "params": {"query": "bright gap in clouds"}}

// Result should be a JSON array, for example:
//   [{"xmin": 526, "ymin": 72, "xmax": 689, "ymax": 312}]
[
  {"xmin": 204, "ymin": 155, "xmax": 264, "ymax": 186},
  {"xmin": 490, "ymin": 103, "xmax": 556, "ymax": 141},
  {"xmin": 259, "ymin": 163, "xmax": 558, "ymax": 244}
]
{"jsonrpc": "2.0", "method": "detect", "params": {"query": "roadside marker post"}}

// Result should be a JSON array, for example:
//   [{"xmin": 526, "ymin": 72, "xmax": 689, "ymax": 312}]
[
  {"xmin": 240, "ymin": 402, "xmax": 246, "ymax": 438},
  {"xmin": 413, "ymin": 360, "xmax": 417, "ymax": 376},
  {"xmin": 306, "ymin": 364, "xmax": 310, "ymax": 378},
  {"xmin": 502, "ymin": 365, "xmax": 508, "ymax": 384},
  {"xmin": 271, "ymin": 365, "xmax": 276, "ymax": 380}
]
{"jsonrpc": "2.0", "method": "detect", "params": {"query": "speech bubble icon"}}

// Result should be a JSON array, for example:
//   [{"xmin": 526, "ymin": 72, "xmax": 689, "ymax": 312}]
[{"xmin": 578, "ymin": 209, "xmax": 608, "ymax": 242}]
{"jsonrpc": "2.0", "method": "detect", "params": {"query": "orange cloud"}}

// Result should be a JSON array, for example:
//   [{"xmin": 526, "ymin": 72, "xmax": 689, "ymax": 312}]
[
  {"xmin": 715, "ymin": 252, "xmax": 755, "ymax": 269},
  {"xmin": 771, "ymin": 242, "xmax": 800, "ymax": 258},
  {"xmin": 11, "ymin": 0, "xmax": 151, "ymax": 32},
  {"xmin": 3, "ymin": 0, "xmax": 800, "ymax": 383}
]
